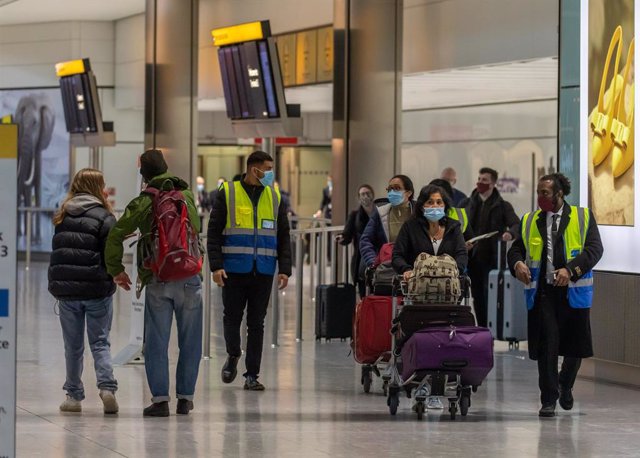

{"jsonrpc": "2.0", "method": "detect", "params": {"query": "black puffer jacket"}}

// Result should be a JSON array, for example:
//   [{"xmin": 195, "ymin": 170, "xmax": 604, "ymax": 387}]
[
  {"xmin": 392, "ymin": 216, "xmax": 468, "ymax": 274},
  {"xmin": 48, "ymin": 194, "xmax": 117, "ymax": 300}
]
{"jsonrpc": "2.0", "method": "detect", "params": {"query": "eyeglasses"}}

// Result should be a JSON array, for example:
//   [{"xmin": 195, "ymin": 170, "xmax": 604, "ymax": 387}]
[{"xmin": 386, "ymin": 186, "xmax": 405, "ymax": 192}]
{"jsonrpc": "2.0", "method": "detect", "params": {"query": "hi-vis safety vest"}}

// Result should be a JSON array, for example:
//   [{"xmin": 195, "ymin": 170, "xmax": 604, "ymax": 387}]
[
  {"xmin": 222, "ymin": 181, "xmax": 280, "ymax": 275},
  {"xmin": 521, "ymin": 206, "xmax": 593, "ymax": 310},
  {"xmin": 448, "ymin": 207, "xmax": 469, "ymax": 233}
]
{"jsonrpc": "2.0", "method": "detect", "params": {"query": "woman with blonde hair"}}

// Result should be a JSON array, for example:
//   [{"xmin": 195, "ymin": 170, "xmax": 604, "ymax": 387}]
[{"xmin": 48, "ymin": 168, "xmax": 119, "ymax": 414}]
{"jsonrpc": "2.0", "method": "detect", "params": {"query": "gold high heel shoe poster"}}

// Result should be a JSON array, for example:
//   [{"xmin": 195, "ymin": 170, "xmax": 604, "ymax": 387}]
[{"xmin": 587, "ymin": 0, "xmax": 635, "ymax": 226}]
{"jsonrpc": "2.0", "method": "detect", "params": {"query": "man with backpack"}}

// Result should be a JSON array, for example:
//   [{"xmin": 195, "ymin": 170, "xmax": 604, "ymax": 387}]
[
  {"xmin": 105, "ymin": 149, "xmax": 203, "ymax": 417},
  {"xmin": 208, "ymin": 150, "xmax": 292, "ymax": 391}
]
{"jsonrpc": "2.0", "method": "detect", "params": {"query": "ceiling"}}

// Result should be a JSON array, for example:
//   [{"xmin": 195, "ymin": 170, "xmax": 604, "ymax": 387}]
[
  {"xmin": 0, "ymin": 0, "xmax": 145, "ymax": 25},
  {"xmin": 199, "ymin": 57, "xmax": 558, "ymax": 113},
  {"xmin": 402, "ymin": 57, "xmax": 558, "ymax": 111}
]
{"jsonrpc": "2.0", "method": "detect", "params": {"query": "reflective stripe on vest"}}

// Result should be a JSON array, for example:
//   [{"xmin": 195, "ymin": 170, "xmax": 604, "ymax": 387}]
[
  {"xmin": 522, "ymin": 206, "xmax": 592, "ymax": 310},
  {"xmin": 448, "ymin": 207, "xmax": 469, "ymax": 233},
  {"xmin": 222, "ymin": 181, "xmax": 280, "ymax": 275}
]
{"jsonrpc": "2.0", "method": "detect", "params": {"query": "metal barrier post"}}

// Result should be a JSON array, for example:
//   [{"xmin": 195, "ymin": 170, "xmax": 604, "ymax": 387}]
[
  {"xmin": 330, "ymin": 233, "xmax": 337, "ymax": 283},
  {"xmin": 341, "ymin": 242, "xmax": 349, "ymax": 284},
  {"xmin": 295, "ymin": 232, "xmax": 304, "ymax": 342},
  {"xmin": 202, "ymin": 246, "xmax": 212, "ymax": 360},
  {"xmin": 25, "ymin": 209, "xmax": 32, "ymax": 271},
  {"xmin": 271, "ymin": 268, "xmax": 279, "ymax": 348},
  {"xmin": 309, "ymin": 231, "xmax": 316, "ymax": 300},
  {"xmin": 319, "ymin": 229, "xmax": 328, "ymax": 285}
]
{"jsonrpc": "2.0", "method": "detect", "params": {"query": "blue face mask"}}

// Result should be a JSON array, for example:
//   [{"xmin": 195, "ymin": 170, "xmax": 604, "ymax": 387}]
[
  {"xmin": 196, "ymin": 184, "xmax": 205, "ymax": 192},
  {"xmin": 424, "ymin": 207, "xmax": 446, "ymax": 222},
  {"xmin": 387, "ymin": 190, "xmax": 405, "ymax": 207},
  {"xmin": 257, "ymin": 169, "xmax": 274, "ymax": 187}
]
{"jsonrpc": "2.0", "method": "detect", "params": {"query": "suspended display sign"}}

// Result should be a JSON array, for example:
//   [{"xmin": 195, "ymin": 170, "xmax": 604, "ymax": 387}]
[{"xmin": 0, "ymin": 122, "xmax": 18, "ymax": 458}]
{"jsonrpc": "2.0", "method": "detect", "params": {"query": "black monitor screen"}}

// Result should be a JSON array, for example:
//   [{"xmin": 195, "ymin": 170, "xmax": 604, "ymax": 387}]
[
  {"xmin": 218, "ymin": 47, "xmax": 237, "ymax": 119},
  {"xmin": 258, "ymin": 40, "xmax": 279, "ymax": 118},
  {"xmin": 59, "ymin": 73, "xmax": 98, "ymax": 133},
  {"xmin": 217, "ymin": 39, "xmax": 283, "ymax": 120},
  {"xmin": 241, "ymin": 41, "xmax": 268, "ymax": 119}
]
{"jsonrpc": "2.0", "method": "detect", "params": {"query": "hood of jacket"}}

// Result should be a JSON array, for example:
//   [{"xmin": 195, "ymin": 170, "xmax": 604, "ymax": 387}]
[
  {"xmin": 64, "ymin": 194, "xmax": 104, "ymax": 216},
  {"xmin": 146, "ymin": 172, "xmax": 189, "ymax": 191}
]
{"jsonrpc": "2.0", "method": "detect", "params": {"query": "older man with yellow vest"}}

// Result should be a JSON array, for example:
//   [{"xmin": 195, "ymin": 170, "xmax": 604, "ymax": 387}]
[
  {"xmin": 207, "ymin": 151, "xmax": 292, "ymax": 391},
  {"xmin": 508, "ymin": 173, "xmax": 603, "ymax": 418}
]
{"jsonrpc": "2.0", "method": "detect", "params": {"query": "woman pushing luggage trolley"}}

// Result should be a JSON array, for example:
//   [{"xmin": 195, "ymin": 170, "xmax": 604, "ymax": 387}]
[{"xmin": 385, "ymin": 273, "xmax": 494, "ymax": 420}]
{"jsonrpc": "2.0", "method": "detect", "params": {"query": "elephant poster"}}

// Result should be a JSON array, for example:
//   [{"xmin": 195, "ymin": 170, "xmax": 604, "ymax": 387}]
[{"xmin": 0, "ymin": 89, "xmax": 69, "ymax": 252}]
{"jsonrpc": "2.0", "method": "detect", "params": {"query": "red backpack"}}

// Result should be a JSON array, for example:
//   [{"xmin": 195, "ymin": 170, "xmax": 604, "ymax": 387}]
[
  {"xmin": 374, "ymin": 242, "xmax": 394, "ymax": 267},
  {"xmin": 142, "ymin": 185, "xmax": 203, "ymax": 281}
]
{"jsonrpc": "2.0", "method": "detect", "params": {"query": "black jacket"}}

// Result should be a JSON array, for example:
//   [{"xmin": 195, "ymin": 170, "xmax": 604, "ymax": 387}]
[
  {"xmin": 207, "ymin": 179, "xmax": 292, "ymax": 276},
  {"xmin": 392, "ymin": 216, "xmax": 468, "ymax": 275},
  {"xmin": 340, "ymin": 206, "xmax": 371, "ymax": 281},
  {"xmin": 461, "ymin": 188, "xmax": 520, "ymax": 269},
  {"xmin": 507, "ymin": 205, "xmax": 603, "ymax": 359},
  {"xmin": 48, "ymin": 195, "xmax": 116, "ymax": 301}
]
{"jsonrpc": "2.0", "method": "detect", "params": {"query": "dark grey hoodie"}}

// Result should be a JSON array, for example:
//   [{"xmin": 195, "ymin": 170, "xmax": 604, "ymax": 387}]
[{"xmin": 48, "ymin": 194, "xmax": 117, "ymax": 301}]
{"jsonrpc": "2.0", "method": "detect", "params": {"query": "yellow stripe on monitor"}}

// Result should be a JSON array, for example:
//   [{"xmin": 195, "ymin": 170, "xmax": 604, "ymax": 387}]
[
  {"xmin": 211, "ymin": 21, "xmax": 267, "ymax": 46},
  {"xmin": 55, "ymin": 59, "xmax": 86, "ymax": 77}
]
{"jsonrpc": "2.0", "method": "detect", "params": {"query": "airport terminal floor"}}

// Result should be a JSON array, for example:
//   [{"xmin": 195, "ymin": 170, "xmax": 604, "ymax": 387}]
[{"xmin": 15, "ymin": 261, "xmax": 640, "ymax": 457}]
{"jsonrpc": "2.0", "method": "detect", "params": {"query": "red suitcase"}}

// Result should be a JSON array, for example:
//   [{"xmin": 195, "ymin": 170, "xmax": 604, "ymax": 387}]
[{"xmin": 353, "ymin": 295, "xmax": 393, "ymax": 364}]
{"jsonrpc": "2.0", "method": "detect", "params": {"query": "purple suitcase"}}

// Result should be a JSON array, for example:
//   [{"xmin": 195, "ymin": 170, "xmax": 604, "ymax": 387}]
[{"xmin": 401, "ymin": 326, "xmax": 494, "ymax": 386}]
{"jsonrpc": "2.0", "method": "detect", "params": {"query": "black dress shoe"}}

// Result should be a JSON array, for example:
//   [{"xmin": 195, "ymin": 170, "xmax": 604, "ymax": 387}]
[
  {"xmin": 143, "ymin": 401, "xmax": 170, "ymax": 417},
  {"xmin": 176, "ymin": 399, "xmax": 194, "ymax": 415},
  {"xmin": 559, "ymin": 387, "xmax": 574, "ymax": 411},
  {"xmin": 538, "ymin": 403, "xmax": 556, "ymax": 417},
  {"xmin": 221, "ymin": 356, "xmax": 240, "ymax": 384}
]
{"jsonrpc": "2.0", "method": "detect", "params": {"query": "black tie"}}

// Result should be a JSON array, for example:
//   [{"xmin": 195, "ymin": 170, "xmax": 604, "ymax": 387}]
[{"xmin": 551, "ymin": 214, "xmax": 559, "ymax": 246}]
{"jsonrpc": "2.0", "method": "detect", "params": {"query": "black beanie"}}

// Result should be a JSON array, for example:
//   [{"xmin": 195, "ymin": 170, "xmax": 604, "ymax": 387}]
[{"xmin": 140, "ymin": 149, "xmax": 168, "ymax": 182}]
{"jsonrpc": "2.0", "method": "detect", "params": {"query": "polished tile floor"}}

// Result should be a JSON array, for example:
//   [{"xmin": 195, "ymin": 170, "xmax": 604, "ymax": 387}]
[{"xmin": 15, "ymin": 262, "xmax": 640, "ymax": 457}]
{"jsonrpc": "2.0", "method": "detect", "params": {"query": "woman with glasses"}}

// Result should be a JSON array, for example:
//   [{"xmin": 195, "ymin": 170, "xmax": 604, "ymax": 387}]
[{"xmin": 360, "ymin": 175, "xmax": 415, "ymax": 270}]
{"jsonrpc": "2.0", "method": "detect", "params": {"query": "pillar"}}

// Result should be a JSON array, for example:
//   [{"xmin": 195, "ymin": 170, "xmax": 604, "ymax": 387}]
[
  {"xmin": 332, "ymin": 0, "xmax": 403, "ymax": 224},
  {"xmin": 145, "ymin": 0, "xmax": 199, "ymax": 184}
]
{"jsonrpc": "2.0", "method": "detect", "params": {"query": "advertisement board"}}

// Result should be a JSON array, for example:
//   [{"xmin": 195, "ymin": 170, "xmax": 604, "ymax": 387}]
[
  {"xmin": 0, "ymin": 123, "xmax": 18, "ymax": 458},
  {"xmin": 581, "ymin": 0, "xmax": 639, "ymax": 272}
]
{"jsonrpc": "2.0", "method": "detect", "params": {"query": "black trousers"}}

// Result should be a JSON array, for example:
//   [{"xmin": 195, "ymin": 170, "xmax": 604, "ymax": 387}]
[
  {"xmin": 469, "ymin": 260, "xmax": 491, "ymax": 327},
  {"xmin": 536, "ymin": 286, "xmax": 582, "ymax": 405},
  {"xmin": 222, "ymin": 273, "xmax": 274, "ymax": 378}
]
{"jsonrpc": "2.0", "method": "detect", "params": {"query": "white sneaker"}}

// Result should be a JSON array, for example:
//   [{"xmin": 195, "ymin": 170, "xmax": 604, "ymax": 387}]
[
  {"xmin": 427, "ymin": 396, "xmax": 444, "ymax": 409},
  {"xmin": 60, "ymin": 395, "xmax": 82, "ymax": 413},
  {"xmin": 99, "ymin": 390, "xmax": 119, "ymax": 414}
]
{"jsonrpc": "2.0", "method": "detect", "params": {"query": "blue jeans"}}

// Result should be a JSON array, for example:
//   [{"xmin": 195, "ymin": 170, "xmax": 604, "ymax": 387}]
[
  {"xmin": 59, "ymin": 296, "xmax": 118, "ymax": 401},
  {"xmin": 144, "ymin": 275, "xmax": 203, "ymax": 402}
]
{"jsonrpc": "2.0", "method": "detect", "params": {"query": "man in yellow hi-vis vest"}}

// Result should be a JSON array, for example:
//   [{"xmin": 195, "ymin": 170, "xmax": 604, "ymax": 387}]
[
  {"xmin": 207, "ymin": 151, "xmax": 292, "ymax": 391},
  {"xmin": 508, "ymin": 173, "xmax": 603, "ymax": 418}
]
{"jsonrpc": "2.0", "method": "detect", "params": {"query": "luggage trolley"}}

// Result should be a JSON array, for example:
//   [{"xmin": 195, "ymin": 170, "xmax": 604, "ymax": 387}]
[
  {"xmin": 386, "ymin": 276, "xmax": 494, "ymax": 420},
  {"xmin": 357, "ymin": 268, "xmax": 397, "ymax": 395}
]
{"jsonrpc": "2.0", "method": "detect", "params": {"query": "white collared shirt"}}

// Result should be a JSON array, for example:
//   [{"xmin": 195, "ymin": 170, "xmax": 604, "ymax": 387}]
[{"xmin": 545, "ymin": 204, "xmax": 564, "ymax": 284}]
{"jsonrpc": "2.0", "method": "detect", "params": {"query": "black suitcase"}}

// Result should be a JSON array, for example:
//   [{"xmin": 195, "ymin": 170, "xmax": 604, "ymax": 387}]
[
  {"xmin": 396, "ymin": 304, "xmax": 476, "ymax": 340},
  {"xmin": 315, "ymin": 283, "xmax": 356, "ymax": 340}
]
